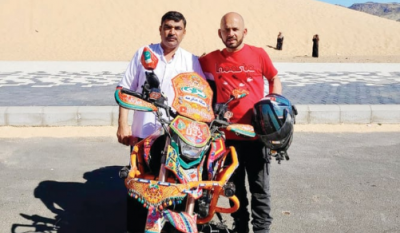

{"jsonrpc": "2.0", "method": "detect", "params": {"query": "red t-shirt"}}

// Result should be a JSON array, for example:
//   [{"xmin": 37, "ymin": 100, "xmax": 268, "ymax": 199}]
[{"xmin": 200, "ymin": 44, "xmax": 278, "ymax": 140}]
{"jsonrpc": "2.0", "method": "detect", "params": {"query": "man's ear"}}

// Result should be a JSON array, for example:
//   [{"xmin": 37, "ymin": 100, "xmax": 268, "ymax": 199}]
[
  {"xmin": 159, "ymin": 25, "xmax": 162, "ymax": 35},
  {"xmin": 218, "ymin": 29, "xmax": 222, "ymax": 39},
  {"xmin": 243, "ymin": 28, "xmax": 248, "ymax": 37}
]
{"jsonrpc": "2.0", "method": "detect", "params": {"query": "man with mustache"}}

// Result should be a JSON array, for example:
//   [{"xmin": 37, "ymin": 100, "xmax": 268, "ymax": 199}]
[
  {"xmin": 116, "ymin": 11, "xmax": 205, "ymax": 233},
  {"xmin": 200, "ymin": 12, "xmax": 282, "ymax": 233}
]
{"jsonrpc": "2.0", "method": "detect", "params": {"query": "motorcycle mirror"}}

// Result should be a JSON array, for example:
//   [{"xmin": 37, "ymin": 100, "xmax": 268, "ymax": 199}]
[
  {"xmin": 140, "ymin": 47, "xmax": 158, "ymax": 70},
  {"xmin": 231, "ymin": 89, "xmax": 249, "ymax": 99}
]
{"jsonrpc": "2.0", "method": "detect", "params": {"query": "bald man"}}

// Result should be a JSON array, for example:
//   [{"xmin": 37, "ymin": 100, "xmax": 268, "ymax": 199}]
[{"xmin": 200, "ymin": 12, "xmax": 282, "ymax": 233}]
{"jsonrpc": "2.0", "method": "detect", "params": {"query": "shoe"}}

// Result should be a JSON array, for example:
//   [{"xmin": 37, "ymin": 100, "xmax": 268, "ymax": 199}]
[
  {"xmin": 230, "ymin": 222, "xmax": 249, "ymax": 233},
  {"xmin": 230, "ymin": 227, "xmax": 249, "ymax": 233}
]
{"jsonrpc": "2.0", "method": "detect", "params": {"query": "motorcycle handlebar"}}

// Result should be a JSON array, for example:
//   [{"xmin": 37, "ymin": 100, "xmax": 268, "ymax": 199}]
[
  {"xmin": 121, "ymin": 87, "xmax": 170, "ymax": 112},
  {"xmin": 213, "ymin": 119, "xmax": 230, "ymax": 127},
  {"xmin": 121, "ymin": 88, "xmax": 142, "ymax": 98},
  {"xmin": 154, "ymin": 101, "xmax": 168, "ymax": 110}
]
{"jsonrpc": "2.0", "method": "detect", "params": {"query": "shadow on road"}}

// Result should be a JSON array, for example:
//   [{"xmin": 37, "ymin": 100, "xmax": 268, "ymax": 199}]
[{"xmin": 11, "ymin": 166, "xmax": 127, "ymax": 233}]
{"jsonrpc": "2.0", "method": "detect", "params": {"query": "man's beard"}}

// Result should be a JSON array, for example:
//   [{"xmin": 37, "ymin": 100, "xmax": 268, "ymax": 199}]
[{"xmin": 223, "ymin": 37, "xmax": 244, "ymax": 50}]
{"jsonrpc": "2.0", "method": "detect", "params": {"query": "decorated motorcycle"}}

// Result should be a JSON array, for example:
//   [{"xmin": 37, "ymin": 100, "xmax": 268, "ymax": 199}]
[{"xmin": 114, "ymin": 47, "xmax": 255, "ymax": 233}]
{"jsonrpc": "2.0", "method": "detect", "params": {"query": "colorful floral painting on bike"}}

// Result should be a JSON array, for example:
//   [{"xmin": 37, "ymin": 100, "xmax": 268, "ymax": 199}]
[
  {"xmin": 127, "ymin": 180, "xmax": 186, "ymax": 208},
  {"xmin": 115, "ymin": 87, "xmax": 157, "ymax": 112},
  {"xmin": 227, "ymin": 124, "xmax": 256, "ymax": 137},
  {"xmin": 170, "ymin": 116, "xmax": 211, "ymax": 147},
  {"xmin": 165, "ymin": 145, "xmax": 204, "ymax": 186},
  {"xmin": 207, "ymin": 137, "xmax": 226, "ymax": 180},
  {"xmin": 164, "ymin": 210, "xmax": 198, "ymax": 233},
  {"xmin": 171, "ymin": 72, "xmax": 215, "ymax": 123}
]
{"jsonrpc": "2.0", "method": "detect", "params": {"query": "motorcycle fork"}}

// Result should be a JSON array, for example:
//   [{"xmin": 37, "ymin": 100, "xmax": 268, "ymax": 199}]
[
  {"xmin": 158, "ymin": 136, "xmax": 170, "ymax": 182},
  {"xmin": 185, "ymin": 197, "xmax": 195, "ymax": 216},
  {"xmin": 158, "ymin": 136, "xmax": 196, "ymax": 217}
]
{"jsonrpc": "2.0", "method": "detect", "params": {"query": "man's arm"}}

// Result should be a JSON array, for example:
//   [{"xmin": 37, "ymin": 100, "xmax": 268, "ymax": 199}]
[
  {"xmin": 116, "ymin": 106, "xmax": 132, "ymax": 146},
  {"xmin": 268, "ymin": 75, "xmax": 282, "ymax": 95},
  {"xmin": 259, "ymin": 47, "xmax": 282, "ymax": 95},
  {"xmin": 116, "ymin": 49, "xmax": 142, "ymax": 146},
  {"xmin": 192, "ymin": 54, "xmax": 207, "ymax": 79}
]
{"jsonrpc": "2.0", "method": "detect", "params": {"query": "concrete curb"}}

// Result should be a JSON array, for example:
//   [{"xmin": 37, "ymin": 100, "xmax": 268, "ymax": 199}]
[
  {"xmin": 0, "ymin": 106, "xmax": 133, "ymax": 127},
  {"xmin": 1, "ymin": 105, "xmax": 400, "ymax": 126}
]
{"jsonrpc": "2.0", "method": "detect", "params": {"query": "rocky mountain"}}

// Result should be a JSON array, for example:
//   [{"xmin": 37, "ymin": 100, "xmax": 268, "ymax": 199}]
[{"xmin": 349, "ymin": 2, "xmax": 400, "ymax": 21}]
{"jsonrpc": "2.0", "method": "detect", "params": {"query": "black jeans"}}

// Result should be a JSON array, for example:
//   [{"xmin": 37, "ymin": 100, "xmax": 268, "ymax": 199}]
[{"xmin": 226, "ymin": 139, "xmax": 272, "ymax": 233}]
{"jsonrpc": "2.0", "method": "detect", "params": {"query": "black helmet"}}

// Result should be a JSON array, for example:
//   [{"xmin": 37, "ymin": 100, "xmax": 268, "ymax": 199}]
[{"xmin": 252, "ymin": 94, "xmax": 295, "ymax": 152}]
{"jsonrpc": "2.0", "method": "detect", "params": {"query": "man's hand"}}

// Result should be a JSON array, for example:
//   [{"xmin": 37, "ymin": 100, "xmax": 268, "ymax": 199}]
[
  {"xmin": 117, "ymin": 124, "xmax": 132, "ymax": 146},
  {"xmin": 116, "ymin": 106, "xmax": 138, "ymax": 146},
  {"xmin": 268, "ymin": 75, "xmax": 282, "ymax": 95}
]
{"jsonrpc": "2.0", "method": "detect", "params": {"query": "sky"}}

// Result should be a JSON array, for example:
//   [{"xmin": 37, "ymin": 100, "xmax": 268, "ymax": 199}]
[{"xmin": 316, "ymin": 0, "xmax": 400, "ymax": 7}]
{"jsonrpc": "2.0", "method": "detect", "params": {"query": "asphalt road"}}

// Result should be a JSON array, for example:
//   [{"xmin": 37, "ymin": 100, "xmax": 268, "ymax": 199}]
[{"xmin": 1, "ymin": 132, "xmax": 399, "ymax": 233}]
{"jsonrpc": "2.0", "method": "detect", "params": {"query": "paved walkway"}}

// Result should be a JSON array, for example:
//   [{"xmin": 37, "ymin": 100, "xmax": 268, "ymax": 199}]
[
  {"xmin": 1, "ymin": 62, "xmax": 399, "ymax": 106},
  {"xmin": 1, "ymin": 62, "xmax": 399, "ymax": 125}
]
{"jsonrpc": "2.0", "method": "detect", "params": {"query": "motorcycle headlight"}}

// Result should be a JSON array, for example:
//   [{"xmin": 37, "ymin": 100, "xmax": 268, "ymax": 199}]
[{"xmin": 178, "ymin": 138, "xmax": 204, "ymax": 161}]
